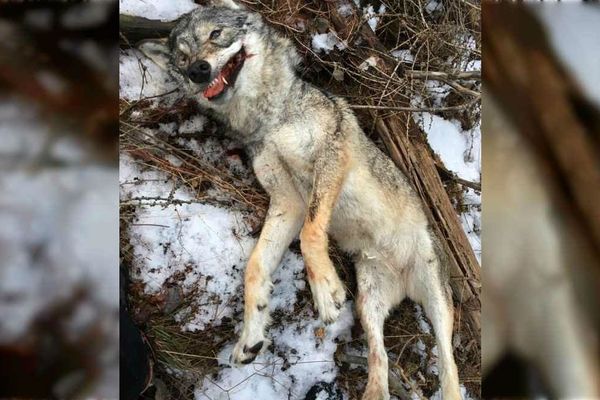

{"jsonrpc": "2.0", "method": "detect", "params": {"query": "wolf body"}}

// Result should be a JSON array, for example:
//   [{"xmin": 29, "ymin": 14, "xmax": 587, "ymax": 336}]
[{"xmin": 140, "ymin": 3, "xmax": 461, "ymax": 399}]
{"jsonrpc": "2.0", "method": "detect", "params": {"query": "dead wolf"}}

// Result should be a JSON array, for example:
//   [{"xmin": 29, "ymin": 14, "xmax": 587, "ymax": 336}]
[{"xmin": 140, "ymin": 2, "xmax": 462, "ymax": 398}]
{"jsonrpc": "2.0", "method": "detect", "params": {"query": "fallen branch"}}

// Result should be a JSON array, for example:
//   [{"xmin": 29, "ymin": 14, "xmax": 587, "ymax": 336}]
[
  {"xmin": 349, "ymin": 99, "xmax": 478, "ymax": 113},
  {"xmin": 119, "ymin": 15, "xmax": 177, "ymax": 47},
  {"xmin": 435, "ymin": 162, "xmax": 481, "ymax": 192},
  {"xmin": 407, "ymin": 70, "xmax": 481, "ymax": 81}
]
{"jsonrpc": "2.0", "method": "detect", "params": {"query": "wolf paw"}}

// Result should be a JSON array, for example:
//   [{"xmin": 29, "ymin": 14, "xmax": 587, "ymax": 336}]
[
  {"xmin": 310, "ymin": 275, "xmax": 346, "ymax": 324},
  {"xmin": 230, "ymin": 334, "xmax": 269, "ymax": 365}
]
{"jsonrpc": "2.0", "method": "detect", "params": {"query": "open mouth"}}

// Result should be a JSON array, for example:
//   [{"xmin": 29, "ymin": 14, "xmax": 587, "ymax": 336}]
[{"xmin": 203, "ymin": 47, "xmax": 248, "ymax": 100}]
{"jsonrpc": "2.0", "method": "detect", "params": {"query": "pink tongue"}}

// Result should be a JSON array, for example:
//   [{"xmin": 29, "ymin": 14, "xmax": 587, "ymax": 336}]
[{"xmin": 203, "ymin": 74, "xmax": 226, "ymax": 99}]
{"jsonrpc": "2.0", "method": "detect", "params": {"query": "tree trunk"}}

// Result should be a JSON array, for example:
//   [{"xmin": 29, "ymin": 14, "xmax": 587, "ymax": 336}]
[{"xmin": 119, "ymin": 15, "xmax": 176, "ymax": 47}]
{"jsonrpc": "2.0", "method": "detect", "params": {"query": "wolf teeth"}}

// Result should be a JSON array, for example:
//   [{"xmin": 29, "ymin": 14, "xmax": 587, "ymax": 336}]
[{"xmin": 223, "ymin": 77, "xmax": 228, "ymax": 85}]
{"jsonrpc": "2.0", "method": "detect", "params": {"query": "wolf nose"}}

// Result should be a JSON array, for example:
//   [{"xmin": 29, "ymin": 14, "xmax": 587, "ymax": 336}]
[{"xmin": 187, "ymin": 60, "xmax": 211, "ymax": 83}]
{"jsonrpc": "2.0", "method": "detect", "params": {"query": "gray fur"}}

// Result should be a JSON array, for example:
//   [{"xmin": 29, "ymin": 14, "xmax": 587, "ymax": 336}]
[{"xmin": 139, "ymin": 4, "xmax": 461, "ymax": 399}]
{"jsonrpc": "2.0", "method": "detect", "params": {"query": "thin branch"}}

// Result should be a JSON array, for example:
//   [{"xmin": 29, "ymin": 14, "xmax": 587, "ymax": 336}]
[
  {"xmin": 407, "ymin": 70, "xmax": 481, "ymax": 81},
  {"xmin": 349, "ymin": 99, "xmax": 478, "ymax": 113}
]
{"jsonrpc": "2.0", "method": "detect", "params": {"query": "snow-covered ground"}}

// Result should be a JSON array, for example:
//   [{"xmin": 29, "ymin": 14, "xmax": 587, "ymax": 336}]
[
  {"xmin": 0, "ymin": 97, "xmax": 119, "ymax": 398},
  {"xmin": 120, "ymin": 1, "xmax": 480, "ymax": 399},
  {"xmin": 416, "ymin": 108, "xmax": 481, "ymax": 261}
]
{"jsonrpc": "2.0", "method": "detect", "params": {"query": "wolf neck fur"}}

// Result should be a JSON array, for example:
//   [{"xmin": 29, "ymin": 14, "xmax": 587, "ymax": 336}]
[{"xmin": 213, "ymin": 33, "xmax": 300, "ymax": 145}]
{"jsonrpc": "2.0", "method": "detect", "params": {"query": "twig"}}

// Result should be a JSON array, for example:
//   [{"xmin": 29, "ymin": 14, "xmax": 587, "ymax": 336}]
[
  {"xmin": 407, "ymin": 70, "xmax": 481, "ymax": 81},
  {"xmin": 435, "ymin": 162, "xmax": 481, "ymax": 191},
  {"xmin": 349, "ymin": 100, "xmax": 478, "ymax": 113},
  {"xmin": 335, "ymin": 353, "xmax": 411, "ymax": 400}
]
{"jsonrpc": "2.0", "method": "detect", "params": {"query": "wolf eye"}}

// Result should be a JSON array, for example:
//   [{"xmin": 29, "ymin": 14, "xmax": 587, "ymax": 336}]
[
  {"xmin": 209, "ymin": 29, "xmax": 222, "ymax": 40},
  {"xmin": 177, "ymin": 54, "xmax": 188, "ymax": 66}
]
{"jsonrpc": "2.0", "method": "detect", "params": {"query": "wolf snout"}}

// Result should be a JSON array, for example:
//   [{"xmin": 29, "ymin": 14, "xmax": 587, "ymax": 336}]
[{"xmin": 187, "ymin": 60, "xmax": 211, "ymax": 83}]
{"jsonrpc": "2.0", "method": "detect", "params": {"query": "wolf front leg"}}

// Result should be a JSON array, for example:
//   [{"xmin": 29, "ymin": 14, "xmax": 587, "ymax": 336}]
[
  {"xmin": 231, "ymin": 155, "xmax": 305, "ymax": 365},
  {"xmin": 300, "ymin": 145, "xmax": 349, "ymax": 323}
]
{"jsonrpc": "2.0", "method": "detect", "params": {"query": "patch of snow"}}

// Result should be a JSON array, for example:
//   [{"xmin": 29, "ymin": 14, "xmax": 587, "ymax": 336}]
[
  {"xmin": 358, "ymin": 55, "xmax": 379, "ymax": 71},
  {"xmin": 414, "ymin": 304, "xmax": 431, "ymax": 334},
  {"xmin": 461, "ymin": 188, "xmax": 481, "ymax": 262},
  {"xmin": 465, "ymin": 59, "xmax": 481, "ymax": 73},
  {"xmin": 363, "ymin": 4, "xmax": 386, "ymax": 32},
  {"xmin": 197, "ymin": 305, "xmax": 354, "ymax": 400},
  {"xmin": 338, "ymin": 2, "xmax": 353, "ymax": 17},
  {"xmin": 0, "ymin": 165, "xmax": 118, "ymax": 343},
  {"xmin": 122, "ymin": 152, "xmax": 356, "ymax": 398},
  {"xmin": 119, "ymin": 0, "xmax": 197, "ymax": 21},
  {"xmin": 119, "ymin": 49, "xmax": 175, "ymax": 100},
  {"xmin": 0, "ymin": 95, "xmax": 118, "ymax": 399},
  {"xmin": 425, "ymin": 0, "xmax": 443, "ymax": 15},
  {"xmin": 416, "ymin": 113, "xmax": 480, "ymax": 183},
  {"xmin": 61, "ymin": 2, "xmax": 113, "ymax": 29},
  {"xmin": 391, "ymin": 49, "xmax": 415, "ymax": 64},
  {"xmin": 413, "ymin": 84, "xmax": 481, "ymax": 262},
  {"xmin": 179, "ymin": 115, "xmax": 207, "ymax": 134},
  {"xmin": 311, "ymin": 32, "xmax": 347, "ymax": 54}
]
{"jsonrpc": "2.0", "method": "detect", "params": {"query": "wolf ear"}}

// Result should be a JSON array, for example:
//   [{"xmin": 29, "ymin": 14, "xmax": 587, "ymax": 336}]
[{"xmin": 138, "ymin": 38, "xmax": 170, "ymax": 70}]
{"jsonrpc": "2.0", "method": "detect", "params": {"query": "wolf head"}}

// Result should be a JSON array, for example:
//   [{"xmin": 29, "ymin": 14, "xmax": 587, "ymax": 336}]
[
  {"xmin": 139, "ymin": 4, "xmax": 257, "ymax": 102},
  {"xmin": 139, "ymin": 2, "xmax": 299, "ymax": 105}
]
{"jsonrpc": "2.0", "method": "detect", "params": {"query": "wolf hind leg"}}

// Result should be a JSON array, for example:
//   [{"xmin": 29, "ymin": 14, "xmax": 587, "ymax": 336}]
[
  {"xmin": 409, "ymin": 247, "xmax": 461, "ymax": 400},
  {"xmin": 356, "ymin": 259, "xmax": 396, "ymax": 400}
]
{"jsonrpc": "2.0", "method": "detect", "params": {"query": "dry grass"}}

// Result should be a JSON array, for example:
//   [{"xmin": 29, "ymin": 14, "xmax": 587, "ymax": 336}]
[
  {"xmin": 120, "ymin": 0, "xmax": 481, "ymax": 398},
  {"xmin": 237, "ymin": 0, "xmax": 480, "ymax": 131}
]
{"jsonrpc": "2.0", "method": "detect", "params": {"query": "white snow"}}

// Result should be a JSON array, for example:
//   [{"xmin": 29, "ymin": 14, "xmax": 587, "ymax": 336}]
[
  {"xmin": 358, "ymin": 55, "xmax": 379, "ymax": 71},
  {"xmin": 338, "ymin": 2, "xmax": 353, "ymax": 17},
  {"xmin": 119, "ymin": 0, "xmax": 197, "ymax": 21},
  {"xmin": 121, "ymin": 151, "xmax": 356, "ymax": 398},
  {"xmin": 311, "ymin": 32, "xmax": 347, "ymax": 54},
  {"xmin": 0, "ymin": 97, "xmax": 119, "ymax": 399},
  {"xmin": 179, "ymin": 114, "xmax": 207, "ymax": 134},
  {"xmin": 418, "ymin": 112, "xmax": 480, "ymax": 183},
  {"xmin": 119, "ymin": 49, "xmax": 175, "ymax": 100},
  {"xmin": 197, "ymin": 306, "xmax": 354, "ymax": 399},
  {"xmin": 0, "ymin": 99, "xmax": 118, "ymax": 342},
  {"xmin": 425, "ymin": 0, "xmax": 443, "ymax": 15},
  {"xmin": 416, "ymin": 111, "xmax": 481, "ymax": 261},
  {"xmin": 363, "ymin": 4, "xmax": 386, "ymax": 32},
  {"xmin": 391, "ymin": 49, "xmax": 415, "ymax": 64}
]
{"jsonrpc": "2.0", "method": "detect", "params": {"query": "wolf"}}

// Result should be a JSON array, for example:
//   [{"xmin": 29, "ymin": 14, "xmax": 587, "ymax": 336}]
[{"xmin": 139, "ymin": 1, "xmax": 462, "ymax": 398}]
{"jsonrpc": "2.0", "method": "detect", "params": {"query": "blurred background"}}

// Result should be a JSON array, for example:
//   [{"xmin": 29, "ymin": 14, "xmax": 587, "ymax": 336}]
[
  {"xmin": 482, "ymin": 2, "xmax": 600, "ymax": 398},
  {"xmin": 1, "ymin": 1, "xmax": 599, "ymax": 399},
  {"xmin": 0, "ymin": 1, "xmax": 119, "ymax": 398}
]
